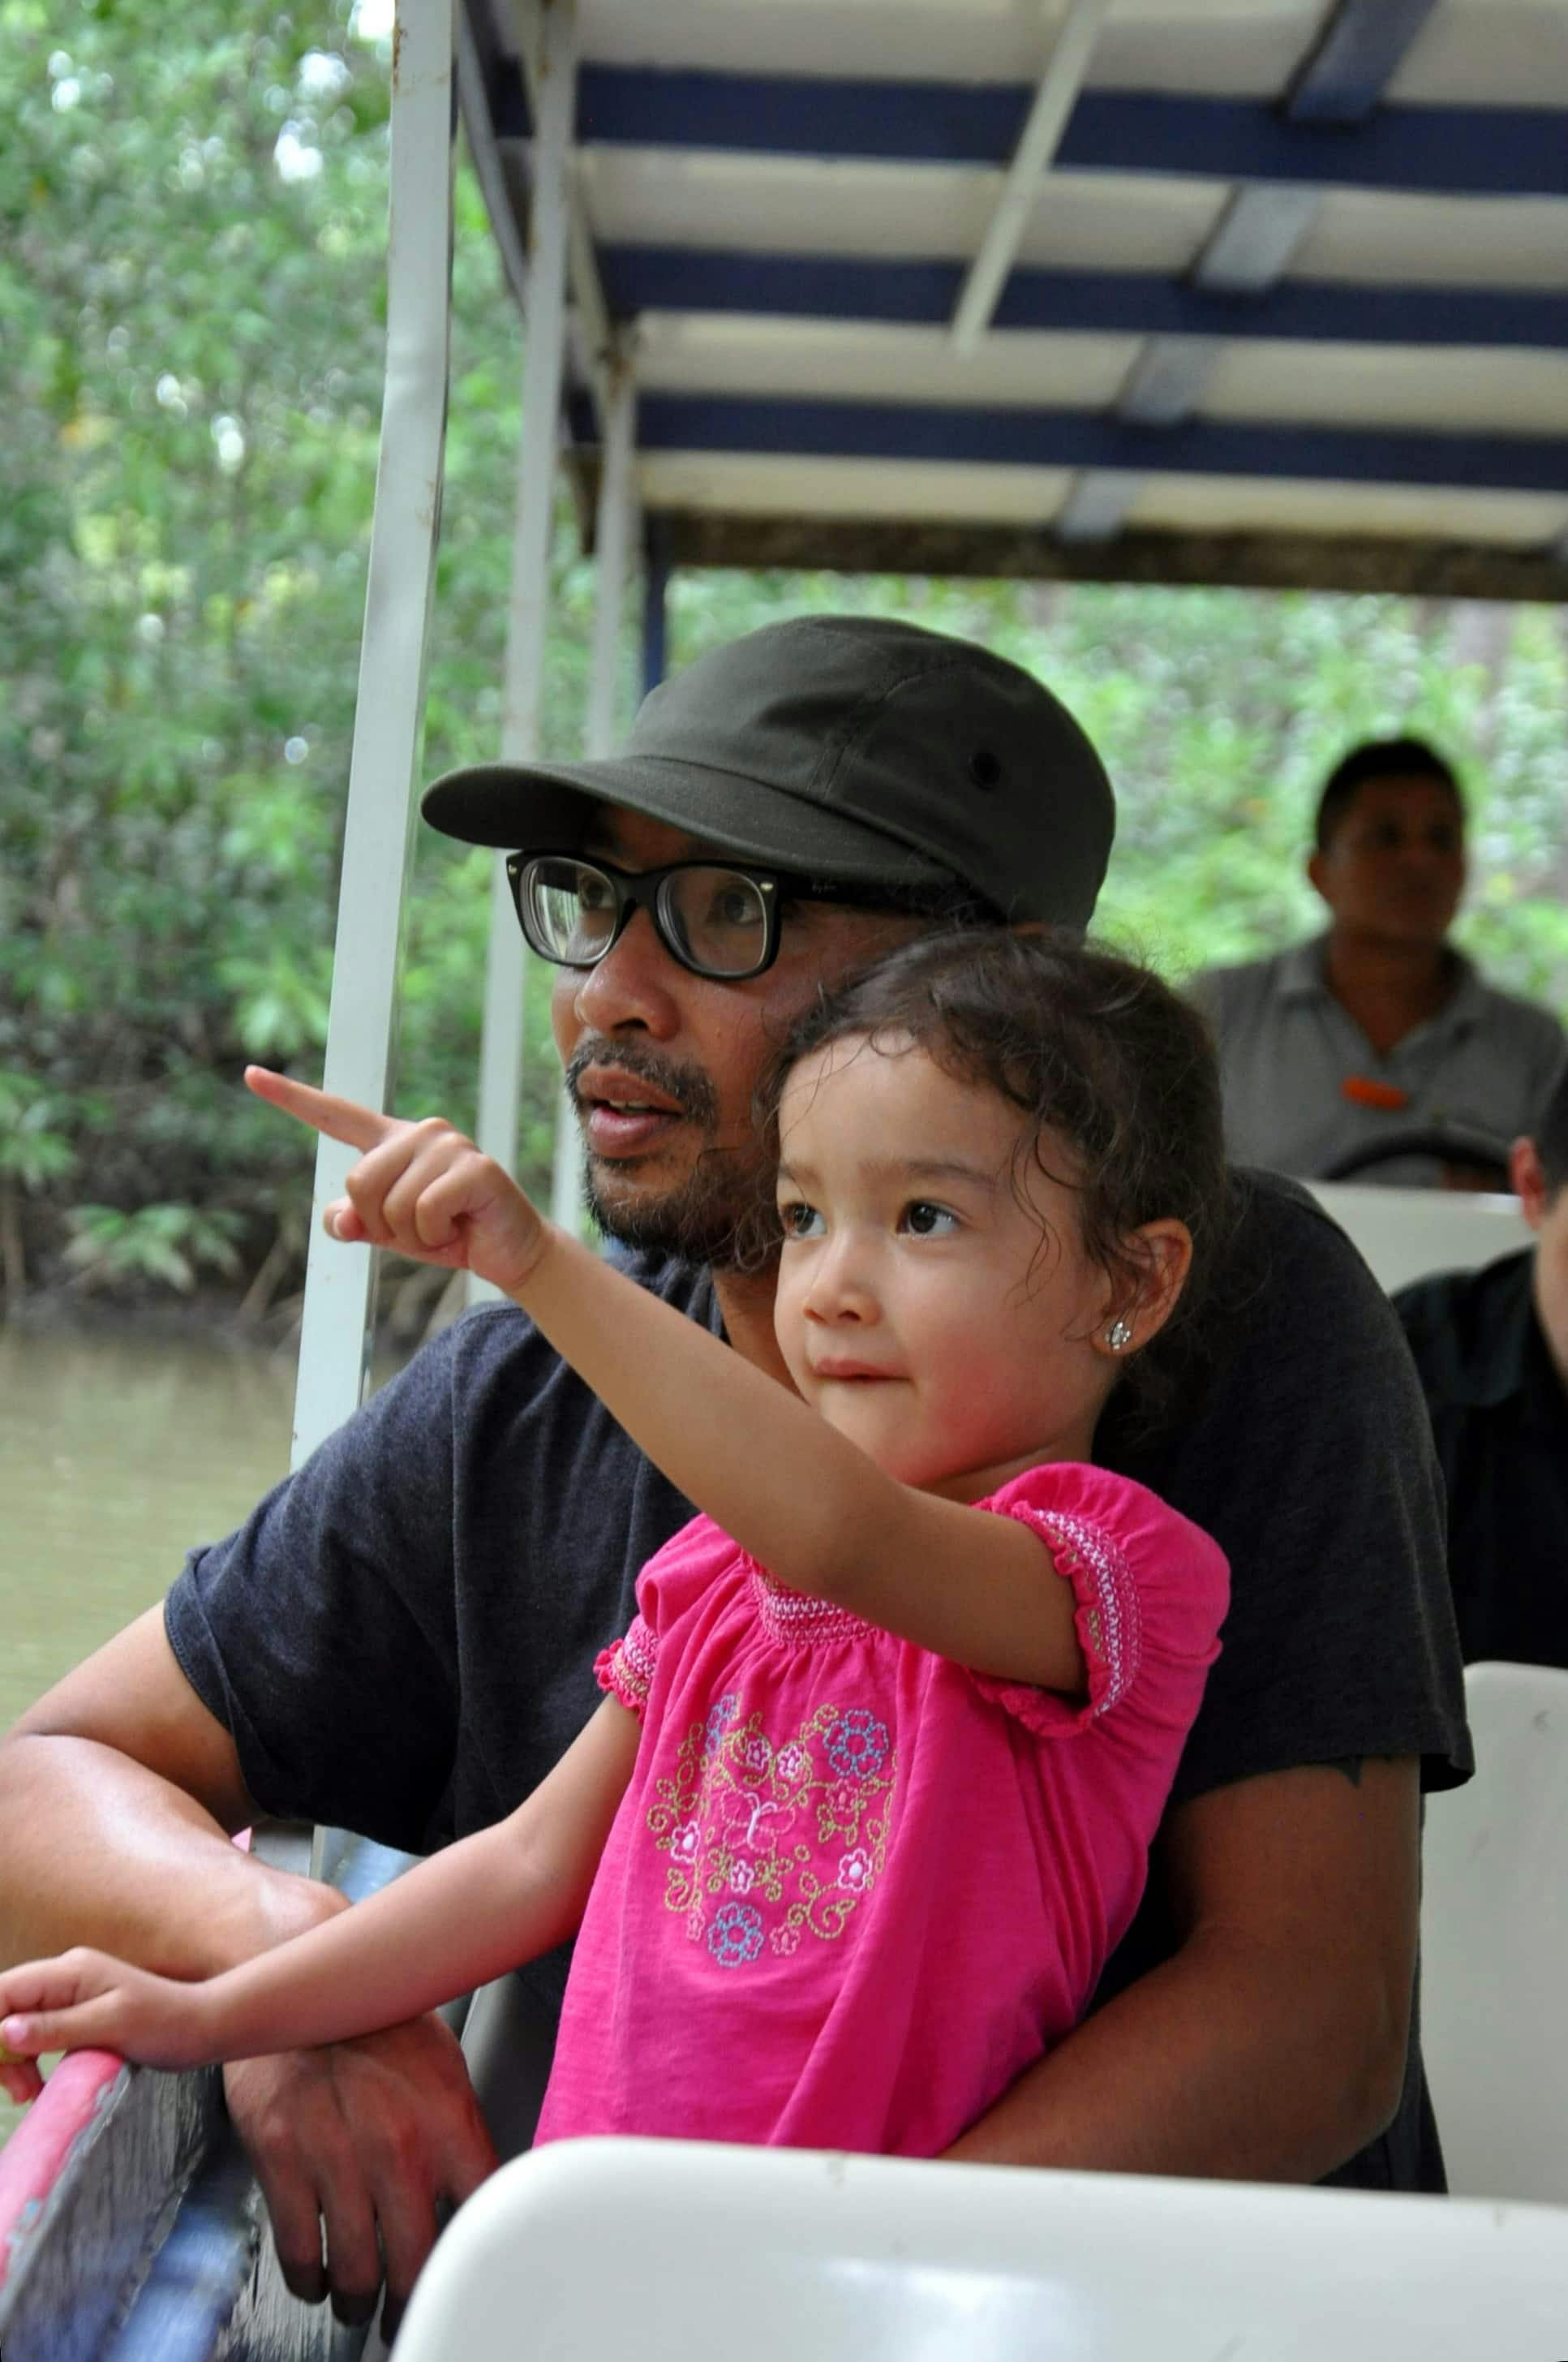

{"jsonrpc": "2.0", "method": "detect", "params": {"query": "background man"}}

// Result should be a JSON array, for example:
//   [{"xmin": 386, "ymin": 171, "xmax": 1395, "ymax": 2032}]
[
  {"xmin": 1395, "ymin": 1067, "xmax": 1568, "ymax": 1667},
  {"xmin": 1190, "ymin": 738, "xmax": 1566, "ymax": 1186},
  {"xmin": 0, "ymin": 619, "xmax": 1466, "ymax": 2334}
]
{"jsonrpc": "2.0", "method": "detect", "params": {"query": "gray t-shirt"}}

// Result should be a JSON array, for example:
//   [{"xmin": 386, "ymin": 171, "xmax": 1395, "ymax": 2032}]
[
  {"xmin": 1190, "ymin": 937, "xmax": 1566, "ymax": 1184},
  {"xmin": 166, "ymin": 1173, "xmax": 1468, "ymax": 2190}
]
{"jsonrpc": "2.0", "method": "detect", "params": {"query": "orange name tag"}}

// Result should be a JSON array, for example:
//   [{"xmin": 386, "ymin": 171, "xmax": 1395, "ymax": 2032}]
[{"xmin": 1342, "ymin": 1075, "xmax": 1409, "ymax": 1112}]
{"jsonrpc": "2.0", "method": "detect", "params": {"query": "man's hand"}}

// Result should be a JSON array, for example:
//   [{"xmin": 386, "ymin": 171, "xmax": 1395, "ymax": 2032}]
[
  {"xmin": 244, "ymin": 1067, "xmax": 552, "ymax": 1299},
  {"xmin": 224, "ymin": 2012, "xmax": 497, "ymax": 2334}
]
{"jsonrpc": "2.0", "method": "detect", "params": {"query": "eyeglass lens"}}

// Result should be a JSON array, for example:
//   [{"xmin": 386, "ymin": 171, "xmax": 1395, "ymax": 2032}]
[{"xmin": 520, "ymin": 857, "xmax": 774, "ymax": 979}]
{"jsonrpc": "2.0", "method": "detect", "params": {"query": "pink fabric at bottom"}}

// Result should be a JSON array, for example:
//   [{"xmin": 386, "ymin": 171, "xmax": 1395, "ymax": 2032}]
[{"xmin": 536, "ymin": 1460, "xmax": 1227, "ymax": 2158}]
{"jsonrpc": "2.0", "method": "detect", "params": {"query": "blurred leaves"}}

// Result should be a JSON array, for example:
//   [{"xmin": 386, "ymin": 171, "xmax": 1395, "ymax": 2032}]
[
  {"xmin": 4, "ymin": 0, "xmax": 1566, "ymax": 1312},
  {"xmin": 63, "ymin": 1202, "xmax": 244, "ymax": 1293}
]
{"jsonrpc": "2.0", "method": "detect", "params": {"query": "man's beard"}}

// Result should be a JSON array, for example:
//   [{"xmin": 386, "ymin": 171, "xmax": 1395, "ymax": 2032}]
[{"xmin": 564, "ymin": 1040, "xmax": 783, "ymax": 1273}]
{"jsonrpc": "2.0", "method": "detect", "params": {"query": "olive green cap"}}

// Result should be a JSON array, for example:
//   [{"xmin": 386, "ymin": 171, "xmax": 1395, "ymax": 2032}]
[{"xmin": 421, "ymin": 614, "xmax": 1115, "ymax": 928}]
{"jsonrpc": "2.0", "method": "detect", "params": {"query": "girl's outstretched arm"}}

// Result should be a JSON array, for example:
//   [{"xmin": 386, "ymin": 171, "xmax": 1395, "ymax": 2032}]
[
  {"xmin": 244, "ymin": 1069, "xmax": 1084, "ymax": 1693},
  {"xmin": 0, "ymin": 1697, "xmax": 638, "ymax": 2079}
]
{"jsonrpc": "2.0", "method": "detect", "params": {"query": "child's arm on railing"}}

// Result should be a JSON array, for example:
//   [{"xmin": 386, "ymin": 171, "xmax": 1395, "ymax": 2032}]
[
  {"xmin": 0, "ymin": 1695, "xmax": 638, "ymax": 2081},
  {"xmin": 242, "ymin": 1069, "xmax": 1085, "ymax": 1695}
]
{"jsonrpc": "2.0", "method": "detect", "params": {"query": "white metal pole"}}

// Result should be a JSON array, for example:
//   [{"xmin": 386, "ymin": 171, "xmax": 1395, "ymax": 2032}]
[
  {"xmin": 470, "ymin": 0, "xmax": 578, "ymax": 1298},
  {"xmin": 549, "ymin": 349, "xmax": 636, "ymax": 1230},
  {"xmin": 289, "ymin": 0, "xmax": 457, "ymax": 1468},
  {"xmin": 584, "ymin": 355, "xmax": 638, "ymax": 763}
]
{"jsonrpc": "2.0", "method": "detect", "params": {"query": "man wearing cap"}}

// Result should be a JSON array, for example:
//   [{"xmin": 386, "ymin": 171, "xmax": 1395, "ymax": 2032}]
[{"xmin": 0, "ymin": 619, "xmax": 1465, "ymax": 2333}]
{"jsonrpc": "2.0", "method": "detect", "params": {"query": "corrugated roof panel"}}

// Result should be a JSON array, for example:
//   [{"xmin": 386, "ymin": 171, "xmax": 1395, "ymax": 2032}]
[
  {"xmin": 636, "ymin": 450, "xmax": 1568, "ymax": 551},
  {"xmin": 1385, "ymin": 0, "xmax": 1568, "ymax": 105},
  {"xmin": 565, "ymin": 0, "xmax": 1567, "ymax": 106},
  {"xmin": 1128, "ymin": 469, "xmax": 1568, "ymax": 541},
  {"xmin": 460, "ymin": 0, "xmax": 1568, "ymax": 595},
  {"xmin": 572, "ymin": 0, "xmax": 1331, "ymax": 93},
  {"xmin": 638, "ymin": 450, "xmax": 1080, "ymax": 520},
  {"xmin": 1294, "ymin": 188, "xmax": 1568, "ymax": 286},
  {"xmin": 632, "ymin": 316, "xmax": 1141, "ymax": 409},
  {"xmin": 578, "ymin": 153, "xmax": 1229, "ymax": 271},
  {"xmin": 1200, "ymin": 342, "xmax": 1568, "ymax": 435}
]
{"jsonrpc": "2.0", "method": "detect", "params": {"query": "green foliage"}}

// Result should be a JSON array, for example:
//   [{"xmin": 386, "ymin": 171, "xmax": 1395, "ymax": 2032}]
[
  {"xmin": 5, "ymin": 0, "xmax": 1566, "ymax": 1312},
  {"xmin": 0, "ymin": 0, "xmax": 562, "ymax": 1304},
  {"xmin": 0, "ymin": 1073, "xmax": 78, "ymax": 1190},
  {"xmin": 63, "ymin": 1201, "xmax": 244, "ymax": 1293}
]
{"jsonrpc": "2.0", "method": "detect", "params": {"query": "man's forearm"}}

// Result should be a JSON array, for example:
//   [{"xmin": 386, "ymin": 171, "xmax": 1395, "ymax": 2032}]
[
  {"xmin": 945, "ymin": 1926, "xmax": 1406, "ymax": 2183},
  {"xmin": 0, "ymin": 1733, "xmax": 344, "ymax": 1976}
]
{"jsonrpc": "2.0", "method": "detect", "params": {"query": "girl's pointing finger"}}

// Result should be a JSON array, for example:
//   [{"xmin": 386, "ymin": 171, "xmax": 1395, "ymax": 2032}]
[{"xmin": 245, "ymin": 1066, "xmax": 395, "ymax": 1155}]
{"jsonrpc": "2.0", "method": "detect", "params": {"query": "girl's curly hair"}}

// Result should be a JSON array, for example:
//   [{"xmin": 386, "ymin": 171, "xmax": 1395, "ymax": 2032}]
[{"xmin": 758, "ymin": 927, "xmax": 1235, "ymax": 1426}]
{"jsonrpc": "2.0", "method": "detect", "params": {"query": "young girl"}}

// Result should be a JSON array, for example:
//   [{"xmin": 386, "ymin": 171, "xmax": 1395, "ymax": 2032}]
[{"xmin": 0, "ymin": 931, "xmax": 1232, "ymax": 2161}]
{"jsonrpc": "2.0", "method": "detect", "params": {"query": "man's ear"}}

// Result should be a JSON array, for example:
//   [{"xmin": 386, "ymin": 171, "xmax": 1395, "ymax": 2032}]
[
  {"xmin": 1306, "ymin": 847, "xmax": 1330, "ymax": 906},
  {"xmin": 1510, "ymin": 1135, "xmax": 1549, "ymax": 1233},
  {"xmin": 1098, "ymin": 1220, "xmax": 1194, "ymax": 1357}
]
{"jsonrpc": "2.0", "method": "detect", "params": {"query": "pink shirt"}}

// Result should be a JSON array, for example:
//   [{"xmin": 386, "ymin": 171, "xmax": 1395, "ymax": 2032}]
[{"xmin": 535, "ymin": 1461, "xmax": 1228, "ymax": 2158}]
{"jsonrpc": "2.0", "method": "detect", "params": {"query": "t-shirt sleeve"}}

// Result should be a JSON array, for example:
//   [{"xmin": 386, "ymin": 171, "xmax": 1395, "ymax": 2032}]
[
  {"xmin": 593, "ymin": 1510, "xmax": 727, "ymax": 1721},
  {"xmin": 964, "ymin": 1461, "xmax": 1230, "ymax": 1745},
  {"xmin": 163, "ymin": 1319, "xmax": 470, "ymax": 1849},
  {"xmin": 596, "ymin": 1616, "xmax": 658, "ymax": 1718}
]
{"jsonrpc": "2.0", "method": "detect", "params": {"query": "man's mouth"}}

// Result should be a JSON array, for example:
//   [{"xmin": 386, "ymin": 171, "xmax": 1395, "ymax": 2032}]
[{"xmin": 574, "ymin": 1065, "xmax": 688, "ymax": 1159}]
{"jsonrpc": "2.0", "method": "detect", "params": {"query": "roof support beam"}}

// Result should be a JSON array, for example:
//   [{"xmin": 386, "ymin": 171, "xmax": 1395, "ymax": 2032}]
[
  {"xmin": 1286, "ymin": 0, "xmax": 1440, "ymax": 123},
  {"xmin": 1197, "ymin": 185, "xmax": 1322, "ymax": 296},
  {"xmin": 950, "ymin": 0, "xmax": 1108, "ymax": 356},
  {"xmin": 1059, "ymin": 0, "xmax": 1437, "ymax": 544},
  {"xmin": 646, "ymin": 510, "xmax": 1568, "ymax": 604}
]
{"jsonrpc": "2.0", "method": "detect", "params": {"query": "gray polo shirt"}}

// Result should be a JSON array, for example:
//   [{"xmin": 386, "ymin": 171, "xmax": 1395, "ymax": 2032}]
[{"xmin": 1188, "ymin": 936, "xmax": 1566, "ymax": 1185}]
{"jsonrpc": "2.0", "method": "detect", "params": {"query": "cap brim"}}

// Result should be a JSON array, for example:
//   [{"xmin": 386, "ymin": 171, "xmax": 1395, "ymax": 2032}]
[{"xmin": 420, "ymin": 753, "xmax": 955, "ymax": 888}]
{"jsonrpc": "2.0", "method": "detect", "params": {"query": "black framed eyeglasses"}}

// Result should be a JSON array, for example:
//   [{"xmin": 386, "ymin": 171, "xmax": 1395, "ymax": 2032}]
[{"xmin": 506, "ymin": 850, "xmax": 835, "ymax": 981}]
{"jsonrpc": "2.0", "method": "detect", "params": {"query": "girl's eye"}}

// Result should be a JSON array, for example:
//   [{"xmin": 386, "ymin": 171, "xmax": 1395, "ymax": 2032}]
[
  {"xmin": 780, "ymin": 1201, "xmax": 824, "ymax": 1240},
  {"xmin": 901, "ymin": 1201, "xmax": 958, "ymax": 1237}
]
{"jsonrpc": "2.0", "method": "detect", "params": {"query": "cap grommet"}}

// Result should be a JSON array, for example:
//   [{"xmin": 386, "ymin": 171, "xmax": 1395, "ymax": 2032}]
[{"xmin": 969, "ymin": 747, "xmax": 1003, "ymax": 789}]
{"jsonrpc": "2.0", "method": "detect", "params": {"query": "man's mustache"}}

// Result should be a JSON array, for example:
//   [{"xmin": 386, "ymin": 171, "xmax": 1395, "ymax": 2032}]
[{"xmin": 564, "ymin": 1039, "xmax": 720, "ymax": 1130}]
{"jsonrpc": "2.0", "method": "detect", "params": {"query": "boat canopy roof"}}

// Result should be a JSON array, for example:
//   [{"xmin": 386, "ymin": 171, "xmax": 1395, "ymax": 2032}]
[{"xmin": 457, "ymin": 0, "xmax": 1568, "ymax": 600}]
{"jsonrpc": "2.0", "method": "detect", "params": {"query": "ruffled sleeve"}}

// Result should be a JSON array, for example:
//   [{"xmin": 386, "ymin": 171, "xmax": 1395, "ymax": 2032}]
[
  {"xmin": 966, "ymin": 1461, "xmax": 1229, "ymax": 1741},
  {"xmin": 594, "ymin": 1508, "xmax": 741, "ymax": 1719},
  {"xmin": 595, "ymin": 1613, "xmax": 658, "ymax": 1719}
]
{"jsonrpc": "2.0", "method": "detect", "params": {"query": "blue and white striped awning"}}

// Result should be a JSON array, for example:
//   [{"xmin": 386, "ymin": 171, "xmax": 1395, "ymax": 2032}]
[{"xmin": 458, "ymin": 0, "xmax": 1568, "ymax": 596}]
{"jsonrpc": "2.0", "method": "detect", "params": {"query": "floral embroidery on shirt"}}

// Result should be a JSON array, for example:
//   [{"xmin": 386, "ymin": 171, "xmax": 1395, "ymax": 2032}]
[
  {"xmin": 702, "ymin": 1693, "xmax": 740, "ymax": 1757},
  {"xmin": 824, "ymin": 1708, "xmax": 887, "ymax": 1779},
  {"xmin": 707, "ymin": 1902, "xmax": 765, "ymax": 1968},
  {"xmin": 646, "ymin": 1697, "xmax": 896, "ymax": 1965}
]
